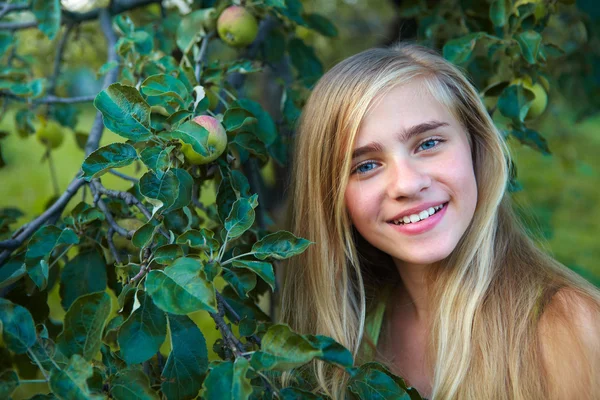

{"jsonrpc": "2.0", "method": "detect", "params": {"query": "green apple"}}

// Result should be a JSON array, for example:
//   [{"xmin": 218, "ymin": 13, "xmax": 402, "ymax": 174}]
[
  {"xmin": 217, "ymin": 6, "xmax": 258, "ymax": 48},
  {"xmin": 511, "ymin": 77, "xmax": 548, "ymax": 120},
  {"xmin": 36, "ymin": 119, "xmax": 65, "ymax": 149},
  {"xmin": 181, "ymin": 115, "xmax": 227, "ymax": 164}
]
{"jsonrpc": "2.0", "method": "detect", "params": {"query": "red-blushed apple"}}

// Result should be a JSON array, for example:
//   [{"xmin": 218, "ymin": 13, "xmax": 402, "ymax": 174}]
[
  {"xmin": 181, "ymin": 115, "xmax": 227, "ymax": 164},
  {"xmin": 217, "ymin": 6, "xmax": 258, "ymax": 48}
]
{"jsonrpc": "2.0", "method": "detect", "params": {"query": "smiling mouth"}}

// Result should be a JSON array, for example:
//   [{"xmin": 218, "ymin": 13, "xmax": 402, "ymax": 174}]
[{"xmin": 389, "ymin": 203, "xmax": 447, "ymax": 225}]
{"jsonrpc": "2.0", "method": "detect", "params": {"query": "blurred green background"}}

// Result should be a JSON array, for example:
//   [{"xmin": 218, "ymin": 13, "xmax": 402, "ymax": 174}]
[{"xmin": 1, "ymin": 0, "xmax": 599, "ymax": 286}]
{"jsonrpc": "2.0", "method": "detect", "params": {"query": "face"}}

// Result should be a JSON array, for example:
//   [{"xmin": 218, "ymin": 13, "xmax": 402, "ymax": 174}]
[{"xmin": 344, "ymin": 79, "xmax": 477, "ymax": 270}]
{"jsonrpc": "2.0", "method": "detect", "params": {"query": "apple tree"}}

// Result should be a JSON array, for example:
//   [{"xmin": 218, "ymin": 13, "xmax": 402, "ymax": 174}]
[{"xmin": 0, "ymin": 0, "xmax": 596, "ymax": 399}]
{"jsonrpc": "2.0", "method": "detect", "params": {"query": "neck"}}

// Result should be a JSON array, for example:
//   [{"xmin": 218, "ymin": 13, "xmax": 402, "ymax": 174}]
[{"xmin": 392, "ymin": 260, "xmax": 433, "ymax": 323}]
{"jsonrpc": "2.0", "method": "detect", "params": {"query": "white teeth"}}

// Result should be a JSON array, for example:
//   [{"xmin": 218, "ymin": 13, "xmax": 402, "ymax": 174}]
[{"xmin": 392, "ymin": 203, "xmax": 445, "ymax": 225}]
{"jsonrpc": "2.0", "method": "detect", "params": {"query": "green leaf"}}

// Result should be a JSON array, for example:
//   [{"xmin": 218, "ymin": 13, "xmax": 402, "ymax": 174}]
[
  {"xmin": 176, "ymin": 8, "xmax": 217, "ymax": 52},
  {"xmin": 442, "ymin": 32, "xmax": 484, "ymax": 64},
  {"xmin": 118, "ymin": 291, "xmax": 167, "ymax": 365},
  {"xmin": 304, "ymin": 13, "xmax": 338, "ymax": 37},
  {"xmin": 216, "ymin": 169, "xmax": 251, "ymax": 223},
  {"xmin": 222, "ymin": 268, "xmax": 257, "ymax": 299},
  {"xmin": 153, "ymin": 244, "xmax": 183, "ymax": 265},
  {"xmin": 0, "ymin": 257, "xmax": 26, "ymax": 289},
  {"xmin": 26, "ymin": 226, "xmax": 78, "ymax": 261},
  {"xmin": 165, "ymin": 168, "xmax": 193, "ymax": 212},
  {"xmin": 0, "ymin": 370, "xmax": 19, "ymax": 399},
  {"xmin": 250, "ymin": 324, "xmax": 353, "ymax": 371},
  {"xmin": 223, "ymin": 108, "xmax": 257, "ymax": 132},
  {"xmin": 0, "ymin": 32, "xmax": 13, "ymax": 56},
  {"xmin": 280, "ymin": 387, "xmax": 325, "ymax": 400},
  {"xmin": 69, "ymin": 202, "xmax": 104, "ymax": 226},
  {"xmin": 230, "ymin": 132, "xmax": 269, "ymax": 162},
  {"xmin": 201, "ymin": 358, "xmax": 252, "ymax": 400},
  {"xmin": 510, "ymin": 126, "xmax": 551, "ymax": 155},
  {"xmin": 9, "ymin": 78, "xmax": 46, "ymax": 99},
  {"xmin": 235, "ymin": 99, "xmax": 278, "ymax": 146},
  {"xmin": 516, "ymin": 30, "xmax": 543, "ymax": 64},
  {"xmin": 32, "ymin": 0, "xmax": 61, "ymax": 40},
  {"xmin": 94, "ymin": 83, "xmax": 153, "ymax": 141},
  {"xmin": 15, "ymin": 109, "xmax": 36, "ymax": 136},
  {"xmin": 265, "ymin": 0, "xmax": 287, "ymax": 8},
  {"xmin": 57, "ymin": 292, "xmax": 111, "ymax": 361},
  {"xmin": 98, "ymin": 60, "xmax": 119, "ymax": 76},
  {"xmin": 498, "ymin": 84, "xmax": 535, "ymax": 122},
  {"xmin": 489, "ymin": 0, "xmax": 509, "ymax": 28},
  {"xmin": 347, "ymin": 362, "xmax": 415, "ymax": 400},
  {"xmin": 141, "ymin": 74, "xmax": 189, "ymax": 108},
  {"xmin": 163, "ymin": 120, "xmax": 212, "ymax": 157},
  {"xmin": 251, "ymin": 231, "xmax": 311, "ymax": 260},
  {"xmin": 111, "ymin": 367, "xmax": 160, "ymax": 400},
  {"xmin": 288, "ymin": 38, "xmax": 323, "ymax": 86},
  {"xmin": 161, "ymin": 314, "xmax": 208, "ymax": 400},
  {"xmin": 139, "ymin": 146, "xmax": 172, "ymax": 177},
  {"xmin": 139, "ymin": 170, "xmax": 179, "ymax": 213},
  {"xmin": 225, "ymin": 195, "xmax": 258, "ymax": 239},
  {"xmin": 81, "ymin": 143, "xmax": 138, "ymax": 181},
  {"xmin": 0, "ymin": 298, "xmax": 36, "ymax": 354},
  {"xmin": 60, "ymin": 249, "xmax": 107, "ymax": 310},
  {"xmin": 232, "ymin": 260, "xmax": 275, "ymax": 291},
  {"xmin": 176, "ymin": 229, "xmax": 220, "ymax": 254},
  {"xmin": 145, "ymin": 257, "xmax": 217, "ymax": 314},
  {"xmin": 131, "ymin": 219, "xmax": 160, "ymax": 249},
  {"xmin": 49, "ymin": 354, "xmax": 102, "ymax": 400},
  {"xmin": 263, "ymin": 28, "xmax": 286, "ymax": 63}
]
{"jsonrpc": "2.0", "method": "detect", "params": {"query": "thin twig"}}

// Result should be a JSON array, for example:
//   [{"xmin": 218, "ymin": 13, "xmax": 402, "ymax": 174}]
[
  {"xmin": 194, "ymin": 32, "xmax": 214, "ymax": 83},
  {"xmin": 106, "ymin": 228, "xmax": 122, "ymax": 265},
  {"xmin": 0, "ymin": 93, "xmax": 97, "ymax": 104},
  {"xmin": 210, "ymin": 295, "xmax": 246, "ymax": 357},
  {"xmin": 91, "ymin": 186, "xmax": 131, "ymax": 238},
  {"xmin": 217, "ymin": 292, "xmax": 262, "ymax": 347},
  {"xmin": 109, "ymin": 169, "xmax": 139, "ymax": 182}
]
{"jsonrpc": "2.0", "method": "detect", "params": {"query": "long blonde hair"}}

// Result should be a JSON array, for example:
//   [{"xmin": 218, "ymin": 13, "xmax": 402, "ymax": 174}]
[{"xmin": 280, "ymin": 43, "xmax": 600, "ymax": 399}]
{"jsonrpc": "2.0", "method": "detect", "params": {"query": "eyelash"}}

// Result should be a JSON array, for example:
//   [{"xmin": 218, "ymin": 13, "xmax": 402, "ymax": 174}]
[{"xmin": 350, "ymin": 137, "xmax": 444, "ymax": 175}]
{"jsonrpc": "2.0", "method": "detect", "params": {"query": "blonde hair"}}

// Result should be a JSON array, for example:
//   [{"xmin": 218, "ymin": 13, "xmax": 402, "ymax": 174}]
[{"xmin": 280, "ymin": 43, "xmax": 600, "ymax": 399}]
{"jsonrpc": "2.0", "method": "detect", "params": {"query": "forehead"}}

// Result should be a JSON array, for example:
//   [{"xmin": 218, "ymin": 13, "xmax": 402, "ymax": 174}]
[{"xmin": 354, "ymin": 79, "xmax": 461, "ymax": 147}]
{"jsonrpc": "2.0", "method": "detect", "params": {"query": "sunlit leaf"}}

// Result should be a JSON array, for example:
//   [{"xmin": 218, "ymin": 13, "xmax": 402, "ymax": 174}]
[
  {"xmin": 94, "ymin": 83, "xmax": 153, "ymax": 141},
  {"xmin": 139, "ymin": 146, "xmax": 173, "ymax": 177}
]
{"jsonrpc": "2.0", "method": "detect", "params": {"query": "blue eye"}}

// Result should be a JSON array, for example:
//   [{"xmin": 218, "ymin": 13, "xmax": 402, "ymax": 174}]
[
  {"xmin": 354, "ymin": 162, "xmax": 377, "ymax": 175},
  {"xmin": 418, "ymin": 139, "xmax": 439, "ymax": 151}
]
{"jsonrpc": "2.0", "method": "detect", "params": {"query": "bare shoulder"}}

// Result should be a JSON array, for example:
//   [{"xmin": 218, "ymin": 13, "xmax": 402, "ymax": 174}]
[{"xmin": 538, "ymin": 288, "xmax": 600, "ymax": 399}]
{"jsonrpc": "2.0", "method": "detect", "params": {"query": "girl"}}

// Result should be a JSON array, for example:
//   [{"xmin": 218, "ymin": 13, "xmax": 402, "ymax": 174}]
[{"xmin": 280, "ymin": 43, "xmax": 600, "ymax": 399}]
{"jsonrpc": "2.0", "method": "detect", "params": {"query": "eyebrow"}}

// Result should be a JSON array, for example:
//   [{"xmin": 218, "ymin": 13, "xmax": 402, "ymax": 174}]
[{"xmin": 351, "ymin": 120, "xmax": 449, "ymax": 160}]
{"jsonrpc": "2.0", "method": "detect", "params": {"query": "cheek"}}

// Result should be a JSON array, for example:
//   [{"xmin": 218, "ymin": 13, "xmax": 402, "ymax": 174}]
[{"xmin": 344, "ymin": 183, "xmax": 379, "ymax": 225}]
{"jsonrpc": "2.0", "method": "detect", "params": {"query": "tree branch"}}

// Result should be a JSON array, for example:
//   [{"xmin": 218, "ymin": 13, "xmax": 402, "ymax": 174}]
[
  {"xmin": 48, "ymin": 24, "xmax": 76, "ymax": 96},
  {"xmin": 0, "ymin": 93, "xmax": 96, "ymax": 104},
  {"xmin": 106, "ymin": 227, "xmax": 122, "ymax": 265},
  {"xmin": 210, "ymin": 295, "xmax": 246, "ymax": 357},
  {"xmin": 0, "ymin": 2, "xmax": 29, "ymax": 19},
  {"xmin": 0, "ymin": 8, "xmax": 119, "ymax": 267},
  {"xmin": 109, "ymin": 169, "xmax": 139, "ymax": 183}
]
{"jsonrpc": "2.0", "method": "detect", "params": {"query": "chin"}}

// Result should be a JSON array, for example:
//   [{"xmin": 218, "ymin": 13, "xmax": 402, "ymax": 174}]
[{"xmin": 392, "ymin": 246, "xmax": 455, "ymax": 268}]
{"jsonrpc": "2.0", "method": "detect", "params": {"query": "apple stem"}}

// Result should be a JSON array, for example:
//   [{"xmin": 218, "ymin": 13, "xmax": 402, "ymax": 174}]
[
  {"xmin": 47, "ymin": 149, "xmax": 60, "ymax": 197},
  {"xmin": 223, "ymin": 87, "xmax": 238, "ymax": 101}
]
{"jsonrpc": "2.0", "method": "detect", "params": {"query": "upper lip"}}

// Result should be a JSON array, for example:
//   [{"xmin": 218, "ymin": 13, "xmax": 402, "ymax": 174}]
[{"xmin": 387, "ymin": 201, "xmax": 448, "ymax": 222}]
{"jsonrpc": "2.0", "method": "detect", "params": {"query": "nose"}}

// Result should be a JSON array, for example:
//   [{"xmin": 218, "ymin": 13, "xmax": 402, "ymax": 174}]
[{"xmin": 386, "ymin": 158, "xmax": 431, "ymax": 199}]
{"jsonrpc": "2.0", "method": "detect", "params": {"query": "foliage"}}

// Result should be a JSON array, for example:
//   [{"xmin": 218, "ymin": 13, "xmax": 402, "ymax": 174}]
[{"xmin": 0, "ymin": 0, "xmax": 597, "ymax": 399}]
